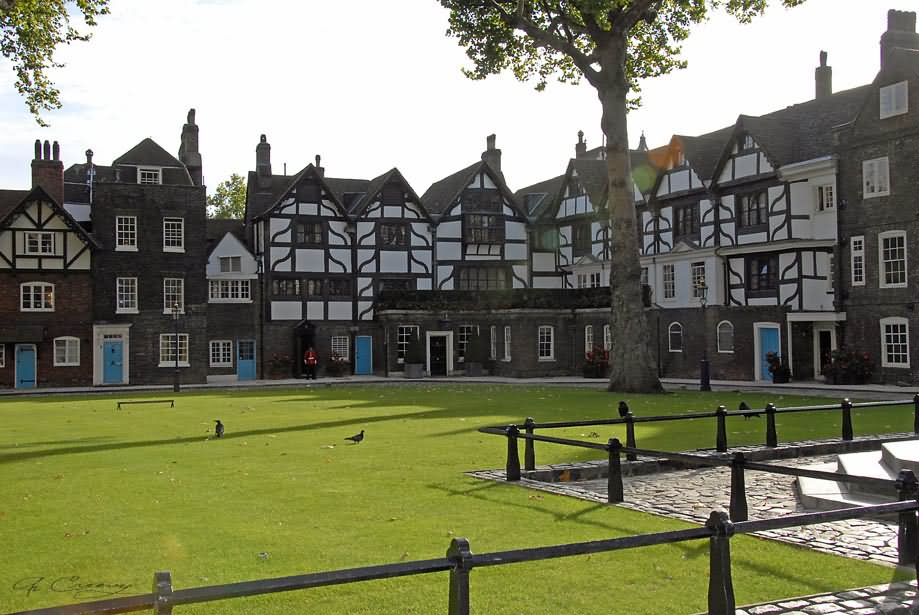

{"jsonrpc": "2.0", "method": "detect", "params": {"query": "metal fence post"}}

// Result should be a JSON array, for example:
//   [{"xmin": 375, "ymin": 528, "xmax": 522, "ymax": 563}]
[
  {"xmin": 706, "ymin": 511, "xmax": 736, "ymax": 615},
  {"xmin": 729, "ymin": 453, "xmax": 748, "ymax": 522},
  {"xmin": 716, "ymin": 405, "xmax": 728, "ymax": 453},
  {"xmin": 913, "ymin": 394, "xmax": 919, "ymax": 435},
  {"xmin": 896, "ymin": 470, "xmax": 919, "ymax": 568},
  {"xmin": 506, "ymin": 425, "xmax": 521, "ymax": 481},
  {"xmin": 841, "ymin": 398, "xmax": 853, "ymax": 441},
  {"xmin": 447, "ymin": 538, "xmax": 472, "ymax": 615},
  {"xmin": 625, "ymin": 412, "xmax": 637, "ymax": 461},
  {"xmin": 608, "ymin": 438, "xmax": 624, "ymax": 504},
  {"xmin": 153, "ymin": 571, "xmax": 173, "ymax": 615},
  {"xmin": 765, "ymin": 403, "xmax": 777, "ymax": 448},
  {"xmin": 523, "ymin": 417, "xmax": 536, "ymax": 471}
]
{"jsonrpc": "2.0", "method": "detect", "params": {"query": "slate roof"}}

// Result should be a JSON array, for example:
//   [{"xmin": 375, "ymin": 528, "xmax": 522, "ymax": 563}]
[
  {"xmin": 206, "ymin": 218, "xmax": 246, "ymax": 244},
  {"xmin": 515, "ymin": 174, "xmax": 565, "ymax": 217},
  {"xmin": 0, "ymin": 189, "xmax": 29, "ymax": 221},
  {"xmin": 348, "ymin": 168, "xmax": 428, "ymax": 218},
  {"xmin": 113, "ymin": 138, "xmax": 185, "ymax": 168},
  {"xmin": 673, "ymin": 128, "xmax": 734, "ymax": 183},
  {"xmin": 244, "ymin": 164, "xmax": 369, "ymax": 223},
  {"xmin": 0, "ymin": 186, "xmax": 99, "ymax": 248},
  {"xmin": 420, "ymin": 161, "xmax": 482, "ymax": 216}
]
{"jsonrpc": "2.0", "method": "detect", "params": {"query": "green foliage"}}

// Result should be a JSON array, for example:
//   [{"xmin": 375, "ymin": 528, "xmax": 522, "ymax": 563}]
[
  {"xmin": 0, "ymin": 0, "xmax": 109, "ymax": 126},
  {"xmin": 207, "ymin": 173, "xmax": 247, "ymax": 219},
  {"xmin": 441, "ymin": 0, "xmax": 805, "ymax": 107}
]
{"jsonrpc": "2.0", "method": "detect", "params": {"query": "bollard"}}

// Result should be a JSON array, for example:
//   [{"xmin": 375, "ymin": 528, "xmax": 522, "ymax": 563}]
[
  {"xmin": 608, "ymin": 438, "xmax": 624, "ymax": 504},
  {"xmin": 841, "ymin": 398, "xmax": 853, "ymax": 441},
  {"xmin": 716, "ymin": 405, "xmax": 728, "ymax": 452},
  {"xmin": 523, "ymin": 417, "xmax": 536, "ymax": 471},
  {"xmin": 625, "ymin": 412, "xmax": 637, "ymax": 461},
  {"xmin": 913, "ymin": 394, "xmax": 919, "ymax": 435},
  {"xmin": 706, "ymin": 511, "xmax": 736, "ymax": 615},
  {"xmin": 896, "ymin": 470, "xmax": 919, "ymax": 568},
  {"xmin": 506, "ymin": 425, "xmax": 521, "ymax": 481},
  {"xmin": 765, "ymin": 403, "xmax": 777, "ymax": 448},
  {"xmin": 729, "ymin": 453, "xmax": 748, "ymax": 522},
  {"xmin": 153, "ymin": 571, "xmax": 173, "ymax": 615},
  {"xmin": 447, "ymin": 538, "xmax": 472, "ymax": 615}
]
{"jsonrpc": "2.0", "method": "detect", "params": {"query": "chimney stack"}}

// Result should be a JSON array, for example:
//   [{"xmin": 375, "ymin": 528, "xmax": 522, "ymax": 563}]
[
  {"xmin": 637, "ymin": 132, "xmax": 649, "ymax": 152},
  {"xmin": 178, "ymin": 108, "xmax": 203, "ymax": 186},
  {"xmin": 31, "ymin": 139, "xmax": 64, "ymax": 204},
  {"xmin": 315, "ymin": 154, "xmax": 324, "ymax": 178},
  {"xmin": 881, "ymin": 9, "xmax": 919, "ymax": 70},
  {"xmin": 256, "ymin": 134, "xmax": 272, "ymax": 189},
  {"xmin": 815, "ymin": 50, "xmax": 832, "ymax": 99},
  {"xmin": 481, "ymin": 134, "xmax": 501, "ymax": 173},
  {"xmin": 575, "ymin": 130, "xmax": 587, "ymax": 158}
]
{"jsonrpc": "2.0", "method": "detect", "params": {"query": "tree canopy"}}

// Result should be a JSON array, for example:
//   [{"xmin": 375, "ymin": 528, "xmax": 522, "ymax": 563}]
[
  {"xmin": 1, "ymin": 0, "xmax": 109, "ymax": 126},
  {"xmin": 207, "ymin": 173, "xmax": 247, "ymax": 220},
  {"xmin": 440, "ymin": 0, "xmax": 805, "ymax": 392}
]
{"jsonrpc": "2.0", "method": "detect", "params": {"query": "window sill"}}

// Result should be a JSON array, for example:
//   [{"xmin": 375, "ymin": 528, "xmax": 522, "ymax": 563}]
[
  {"xmin": 209, "ymin": 362, "xmax": 233, "ymax": 368},
  {"xmin": 537, "ymin": 358, "xmax": 555, "ymax": 362},
  {"xmin": 21, "ymin": 308, "xmax": 54, "ymax": 313},
  {"xmin": 880, "ymin": 283, "xmax": 908, "ymax": 290},
  {"xmin": 53, "ymin": 362, "xmax": 80, "ymax": 367},
  {"xmin": 668, "ymin": 349, "xmax": 683, "ymax": 353},
  {"xmin": 208, "ymin": 299, "xmax": 253, "ymax": 304},
  {"xmin": 162, "ymin": 309, "xmax": 186, "ymax": 315},
  {"xmin": 881, "ymin": 363, "xmax": 911, "ymax": 369},
  {"xmin": 115, "ymin": 246, "xmax": 138, "ymax": 252},
  {"xmin": 116, "ymin": 308, "xmax": 139, "ymax": 314},
  {"xmin": 163, "ymin": 247, "xmax": 185, "ymax": 253},
  {"xmin": 864, "ymin": 192, "xmax": 890, "ymax": 199},
  {"xmin": 158, "ymin": 362, "xmax": 190, "ymax": 368}
]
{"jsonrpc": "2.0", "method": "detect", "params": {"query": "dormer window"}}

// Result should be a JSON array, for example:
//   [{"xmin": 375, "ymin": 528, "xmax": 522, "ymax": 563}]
[
  {"xmin": 138, "ymin": 168, "xmax": 161, "ymax": 185},
  {"xmin": 880, "ymin": 81, "xmax": 908, "ymax": 119}
]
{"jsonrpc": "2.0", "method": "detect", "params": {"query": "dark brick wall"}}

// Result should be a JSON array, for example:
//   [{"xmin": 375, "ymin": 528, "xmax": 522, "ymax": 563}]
[
  {"xmin": 0, "ymin": 272, "xmax": 94, "ymax": 387},
  {"xmin": 205, "ymin": 299, "xmax": 258, "ymax": 376},
  {"xmin": 90, "ymin": 182, "xmax": 208, "ymax": 384},
  {"xmin": 260, "ymin": 320, "xmax": 382, "ymax": 378}
]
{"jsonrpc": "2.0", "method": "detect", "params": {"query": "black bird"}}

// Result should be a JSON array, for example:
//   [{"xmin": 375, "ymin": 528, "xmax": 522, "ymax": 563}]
[
  {"xmin": 738, "ymin": 402, "xmax": 760, "ymax": 420},
  {"xmin": 618, "ymin": 401, "xmax": 630, "ymax": 418},
  {"xmin": 215, "ymin": 420, "xmax": 225, "ymax": 438},
  {"xmin": 345, "ymin": 430, "xmax": 364, "ymax": 444}
]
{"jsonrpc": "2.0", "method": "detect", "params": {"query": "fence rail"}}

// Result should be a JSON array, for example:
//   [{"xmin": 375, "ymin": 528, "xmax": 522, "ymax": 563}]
[{"xmin": 7, "ymin": 500, "xmax": 919, "ymax": 615}]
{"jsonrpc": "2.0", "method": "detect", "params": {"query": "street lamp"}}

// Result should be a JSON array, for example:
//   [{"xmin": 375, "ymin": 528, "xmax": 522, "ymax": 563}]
[
  {"xmin": 172, "ymin": 302, "xmax": 181, "ymax": 393},
  {"xmin": 698, "ymin": 281, "xmax": 711, "ymax": 392}
]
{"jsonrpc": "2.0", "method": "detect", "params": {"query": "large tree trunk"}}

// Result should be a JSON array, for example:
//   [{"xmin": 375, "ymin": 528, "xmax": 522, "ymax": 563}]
[{"xmin": 598, "ymin": 48, "xmax": 663, "ymax": 393}]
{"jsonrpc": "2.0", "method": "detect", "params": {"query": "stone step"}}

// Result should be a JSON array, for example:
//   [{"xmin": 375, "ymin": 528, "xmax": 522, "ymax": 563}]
[
  {"xmin": 882, "ymin": 439, "xmax": 919, "ymax": 476},
  {"xmin": 795, "ymin": 462, "xmax": 891, "ymax": 511},
  {"xmin": 837, "ymin": 450, "xmax": 898, "ymax": 497}
]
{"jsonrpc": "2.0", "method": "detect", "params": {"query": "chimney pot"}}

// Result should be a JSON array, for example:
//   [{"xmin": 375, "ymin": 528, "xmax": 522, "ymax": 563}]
[
  {"xmin": 43, "ymin": 140, "xmax": 51, "ymax": 160},
  {"xmin": 575, "ymin": 131, "xmax": 587, "ymax": 158},
  {"xmin": 34, "ymin": 139, "xmax": 41, "ymax": 159},
  {"xmin": 31, "ymin": 139, "xmax": 64, "ymax": 204},
  {"xmin": 481, "ymin": 134, "xmax": 502, "ymax": 173},
  {"xmin": 256, "ymin": 134, "xmax": 272, "ymax": 188},
  {"xmin": 52, "ymin": 141, "xmax": 60, "ymax": 161},
  {"xmin": 815, "ymin": 50, "xmax": 832, "ymax": 99},
  {"xmin": 315, "ymin": 155, "xmax": 321, "ymax": 167}
]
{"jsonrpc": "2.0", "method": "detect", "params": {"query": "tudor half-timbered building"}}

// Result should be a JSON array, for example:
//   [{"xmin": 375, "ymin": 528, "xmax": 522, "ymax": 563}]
[{"xmin": 0, "ymin": 142, "xmax": 97, "ymax": 388}]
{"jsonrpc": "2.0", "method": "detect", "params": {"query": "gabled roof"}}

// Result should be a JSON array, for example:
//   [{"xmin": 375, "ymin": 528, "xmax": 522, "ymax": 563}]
[
  {"xmin": 570, "ymin": 158, "xmax": 610, "ymax": 209},
  {"xmin": 420, "ymin": 161, "xmax": 482, "ymax": 215},
  {"xmin": 206, "ymin": 218, "xmax": 246, "ymax": 244},
  {"xmin": 349, "ymin": 168, "xmax": 428, "ymax": 219},
  {"xmin": 325, "ymin": 177, "xmax": 370, "ymax": 211},
  {"xmin": 673, "ymin": 128, "xmax": 734, "ymax": 183},
  {"xmin": 113, "ymin": 137, "xmax": 185, "ymax": 168},
  {"xmin": 0, "ymin": 186, "xmax": 99, "ymax": 248},
  {"xmin": 245, "ymin": 164, "xmax": 353, "ymax": 222},
  {"xmin": 0, "ymin": 189, "xmax": 29, "ymax": 221},
  {"xmin": 515, "ymin": 174, "xmax": 565, "ymax": 217}
]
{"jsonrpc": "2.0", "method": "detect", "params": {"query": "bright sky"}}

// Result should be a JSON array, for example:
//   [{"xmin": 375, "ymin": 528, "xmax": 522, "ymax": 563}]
[{"xmin": 0, "ymin": 0, "xmax": 914, "ymax": 195}]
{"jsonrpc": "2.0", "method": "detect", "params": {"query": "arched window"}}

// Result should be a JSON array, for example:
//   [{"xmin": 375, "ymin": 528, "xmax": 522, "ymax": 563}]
[
  {"xmin": 668, "ymin": 323, "xmax": 683, "ymax": 352},
  {"xmin": 584, "ymin": 325, "xmax": 594, "ymax": 354},
  {"xmin": 717, "ymin": 321, "xmax": 735, "ymax": 353}
]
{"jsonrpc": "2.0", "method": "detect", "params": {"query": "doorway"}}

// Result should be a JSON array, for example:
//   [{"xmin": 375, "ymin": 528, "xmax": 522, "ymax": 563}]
[
  {"xmin": 15, "ymin": 344, "xmax": 36, "ymax": 389},
  {"xmin": 429, "ymin": 335, "xmax": 447, "ymax": 376},
  {"xmin": 754, "ymin": 323, "xmax": 781, "ymax": 382},
  {"xmin": 813, "ymin": 325, "xmax": 836, "ymax": 379}
]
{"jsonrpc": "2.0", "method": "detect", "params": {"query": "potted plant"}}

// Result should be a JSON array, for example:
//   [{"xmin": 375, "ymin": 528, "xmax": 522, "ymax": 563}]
[
  {"xmin": 583, "ymin": 345, "xmax": 610, "ymax": 378},
  {"xmin": 823, "ymin": 348, "xmax": 873, "ymax": 384},
  {"xmin": 765, "ymin": 351, "xmax": 791, "ymax": 384},
  {"xmin": 268, "ymin": 353, "xmax": 292, "ymax": 379},
  {"xmin": 403, "ymin": 331, "xmax": 425, "ymax": 379},
  {"xmin": 326, "ymin": 351, "xmax": 351, "ymax": 377},
  {"xmin": 464, "ymin": 331, "xmax": 487, "ymax": 376}
]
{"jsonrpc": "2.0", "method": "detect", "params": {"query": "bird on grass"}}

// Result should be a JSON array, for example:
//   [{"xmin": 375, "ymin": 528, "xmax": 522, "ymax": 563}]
[
  {"xmin": 618, "ymin": 401, "xmax": 630, "ymax": 418},
  {"xmin": 739, "ymin": 402, "xmax": 760, "ymax": 420},
  {"xmin": 215, "ymin": 420, "xmax": 225, "ymax": 438},
  {"xmin": 345, "ymin": 430, "xmax": 364, "ymax": 444}
]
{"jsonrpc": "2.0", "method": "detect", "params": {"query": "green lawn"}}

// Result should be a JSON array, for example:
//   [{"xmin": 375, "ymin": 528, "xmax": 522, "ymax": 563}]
[{"xmin": 0, "ymin": 385, "xmax": 911, "ymax": 614}]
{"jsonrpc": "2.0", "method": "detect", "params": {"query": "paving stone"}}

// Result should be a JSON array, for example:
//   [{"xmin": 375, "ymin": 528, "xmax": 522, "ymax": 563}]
[
  {"xmin": 802, "ymin": 604, "xmax": 844, "ymax": 614},
  {"xmin": 778, "ymin": 600, "xmax": 812, "ymax": 608}
]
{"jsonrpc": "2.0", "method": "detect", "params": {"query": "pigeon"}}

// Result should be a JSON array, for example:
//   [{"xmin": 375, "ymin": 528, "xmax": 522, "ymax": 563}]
[
  {"xmin": 739, "ymin": 402, "xmax": 760, "ymax": 420},
  {"xmin": 345, "ymin": 430, "xmax": 364, "ymax": 444},
  {"xmin": 215, "ymin": 420, "xmax": 225, "ymax": 438},
  {"xmin": 618, "ymin": 401, "xmax": 630, "ymax": 418}
]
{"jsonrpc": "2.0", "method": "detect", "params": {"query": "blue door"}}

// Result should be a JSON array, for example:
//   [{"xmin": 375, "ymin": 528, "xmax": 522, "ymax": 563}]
[
  {"xmin": 759, "ymin": 327, "xmax": 780, "ymax": 381},
  {"xmin": 237, "ymin": 340, "xmax": 256, "ymax": 381},
  {"xmin": 15, "ymin": 344, "xmax": 36, "ymax": 389},
  {"xmin": 355, "ymin": 336, "xmax": 372, "ymax": 375},
  {"xmin": 103, "ymin": 340, "xmax": 124, "ymax": 384}
]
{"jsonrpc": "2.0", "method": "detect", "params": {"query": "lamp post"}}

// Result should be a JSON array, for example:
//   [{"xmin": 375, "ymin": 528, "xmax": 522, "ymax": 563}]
[
  {"xmin": 172, "ymin": 302, "xmax": 181, "ymax": 393},
  {"xmin": 698, "ymin": 281, "xmax": 711, "ymax": 391}
]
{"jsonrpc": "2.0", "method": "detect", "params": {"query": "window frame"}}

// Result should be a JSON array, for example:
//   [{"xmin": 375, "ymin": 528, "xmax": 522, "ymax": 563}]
[
  {"xmin": 735, "ymin": 191, "xmax": 768, "ymax": 229},
  {"xmin": 20, "ymin": 282, "xmax": 54, "ymax": 312},
  {"xmin": 662, "ymin": 264, "xmax": 675, "ymax": 300},
  {"xmin": 673, "ymin": 204, "xmax": 699, "ymax": 240},
  {"xmin": 878, "ymin": 230, "xmax": 907, "ymax": 289},
  {"xmin": 668, "ymin": 322, "xmax": 684, "ymax": 353},
  {"xmin": 0, "ymin": 344, "xmax": 4, "ymax": 368},
  {"xmin": 457, "ymin": 324, "xmax": 475, "ymax": 362},
  {"xmin": 116, "ymin": 277, "xmax": 139, "ymax": 314},
  {"xmin": 463, "ymin": 213, "xmax": 504, "ymax": 244},
  {"xmin": 880, "ymin": 80, "xmax": 909, "ymax": 119},
  {"xmin": 863, "ymin": 157, "xmax": 890, "ymax": 199},
  {"xmin": 572, "ymin": 221, "xmax": 592, "ymax": 257},
  {"xmin": 880, "ymin": 316, "xmax": 910, "ymax": 368},
  {"xmin": 717, "ymin": 321, "xmax": 735, "ymax": 354},
  {"xmin": 159, "ymin": 333, "xmax": 190, "ymax": 367},
  {"xmin": 24, "ymin": 231, "xmax": 55, "ymax": 256},
  {"xmin": 330, "ymin": 335, "xmax": 350, "ymax": 361},
  {"xmin": 816, "ymin": 183, "xmax": 835, "ymax": 212},
  {"xmin": 584, "ymin": 325, "xmax": 594, "ymax": 354},
  {"xmin": 489, "ymin": 325, "xmax": 497, "ymax": 361},
  {"xmin": 537, "ymin": 325, "xmax": 555, "ymax": 361},
  {"xmin": 208, "ymin": 279, "xmax": 251, "ymax": 303},
  {"xmin": 746, "ymin": 254, "xmax": 779, "ymax": 296},
  {"xmin": 457, "ymin": 266, "xmax": 509, "ymax": 291},
  {"xmin": 209, "ymin": 340, "xmax": 233, "ymax": 367},
  {"xmin": 53, "ymin": 336, "xmax": 80, "ymax": 367},
  {"xmin": 603, "ymin": 324, "xmax": 611, "ymax": 351},
  {"xmin": 295, "ymin": 221, "xmax": 323, "ymax": 246},
  {"xmin": 502, "ymin": 326, "xmax": 512, "ymax": 362},
  {"xmin": 850, "ymin": 235, "xmax": 865, "ymax": 287},
  {"xmin": 163, "ymin": 217, "xmax": 185, "ymax": 253},
  {"xmin": 379, "ymin": 222, "xmax": 409, "ymax": 247},
  {"xmin": 115, "ymin": 215, "xmax": 138, "ymax": 251},
  {"xmin": 163, "ymin": 277, "xmax": 185, "ymax": 314},
  {"xmin": 138, "ymin": 167, "xmax": 162, "ymax": 185},
  {"xmin": 396, "ymin": 325, "xmax": 419, "ymax": 365},
  {"xmin": 219, "ymin": 256, "xmax": 242, "ymax": 273},
  {"xmin": 691, "ymin": 262, "xmax": 706, "ymax": 299}
]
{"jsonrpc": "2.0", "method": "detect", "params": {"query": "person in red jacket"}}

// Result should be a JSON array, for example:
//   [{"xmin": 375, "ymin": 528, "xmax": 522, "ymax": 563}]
[{"xmin": 304, "ymin": 347, "xmax": 318, "ymax": 380}]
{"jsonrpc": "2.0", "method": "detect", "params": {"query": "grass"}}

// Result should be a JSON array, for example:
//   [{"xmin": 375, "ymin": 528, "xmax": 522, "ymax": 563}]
[{"xmin": 0, "ymin": 385, "xmax": 913, "ymax": 614}]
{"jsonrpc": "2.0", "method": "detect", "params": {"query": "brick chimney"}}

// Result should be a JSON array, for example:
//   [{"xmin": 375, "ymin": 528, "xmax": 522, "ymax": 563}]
[
  {"xmin": 881, "ymin": 9, "xmax": 919, "ymax": 70},
  {"xmin": 481, "ymin": 134, "xmax": 501, "ymax": 173},
  {"xmin": 178, "ymin": 108, "xmax": 203, "ymax": 186},
  {"xmin": 256, "ymin": 134, "xmax": 271, "ymax": 189},
  {"xmin": 314, "ymin": 154, "xmax": 324, "ymax": 178},
  {"xmin": 575, "ymin": 130, "xmax": 587, "ymax": 158},
  {"xmin": 31, "ymin": 139, "xmax": 64, "ymax": 204},
  {"xmin": 815, "ymin": 51, "xmax": 832, "ymax": 99}
]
